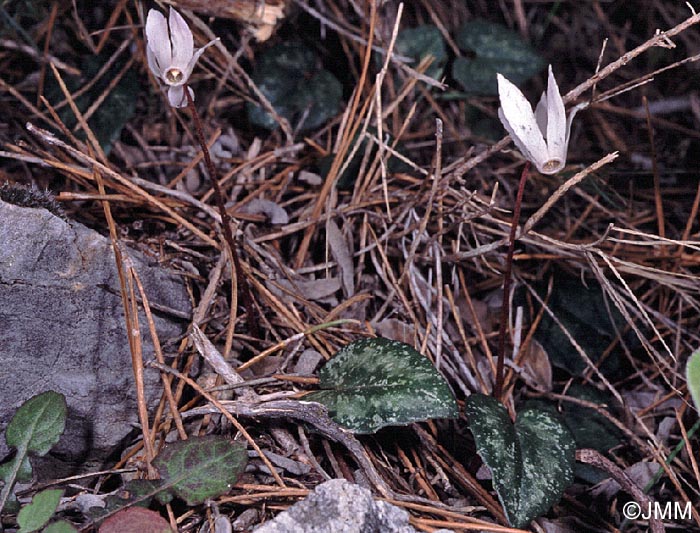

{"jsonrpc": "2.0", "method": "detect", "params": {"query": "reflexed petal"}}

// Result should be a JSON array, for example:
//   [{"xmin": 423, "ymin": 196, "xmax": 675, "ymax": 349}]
[
  {"xmin": 183, "ymin": 39, "xmax": 219, "ymax": 81},
  {"xmin": 566, "ymin": 102, "xmax": 588, "ymax": 144},
  {"xmin": 168, "ymin": 7, "xmax": 194, "ymax": 70},
  {"xmin": 544, "ymin": 65, "xmax": 567, "ymax": 163},
  {"xmin": 145, "ymin": 9, "xmax": 171, "ymax": 73},
  {"xmin": 497, "ymin": 73, "xmax": 548, "ymax": 169}
]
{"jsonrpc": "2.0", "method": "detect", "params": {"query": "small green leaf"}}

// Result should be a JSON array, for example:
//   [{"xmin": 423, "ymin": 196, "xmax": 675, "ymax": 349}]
[
  {"xmin": 43, "ymin": 521, "xmax": 79, "ymax": 533},
  {"xmin": 306, "ymin": 337, "xmax": 458, "ymax": 434},
  {"xmin": 453, "ymin": 20, "xmax": 545, "ymax": 94},
  {"xmin": 247, "ymin": 41, "xmax": 342, "ymax": 131},
  {"xmin": 17, "ymin": 488, "xmax": 63, "ymax": 533},
  {"xmin": 395, "ymin": 25, "xmax": 447, "ymax": 80},
  {"xmin": 153, "ymin": 435, "xmax": 248, "ymax": 505},
  {"xmin": 6, "ymin": 391, "xmax": 67, "ymax": 456},
  {"xmin": 466, "ymin": 394, "xmax": 575, "ymax": 528},
  {"xmin": 687, "ymin": 350, "xmax": 700, "ymax": 412}
]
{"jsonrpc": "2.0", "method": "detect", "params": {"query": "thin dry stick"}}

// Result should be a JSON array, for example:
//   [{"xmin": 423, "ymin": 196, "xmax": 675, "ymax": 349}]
[
  {"xmin": 123, "ymin": 259, "xmax": 157, "ymax": 469},
  {"xmin": 374, "ymin": 2, "xmax": 403, "ymax": 221},
  {"xmin": 577, "ymin": 449, "xmax": 664, "ymax": 533},
  {"xmin": 521, "ymin": 151, "xmax": 619, "ymax": 235},
  {"xmin": 131, "ymin": 271, "xmax": 188, "ymax": 442}
]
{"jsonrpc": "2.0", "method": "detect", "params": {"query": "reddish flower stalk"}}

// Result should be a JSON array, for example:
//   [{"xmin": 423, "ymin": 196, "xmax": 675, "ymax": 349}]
[{"xmin": 494, "ymin": 161, "xmax": 530, "ymax": 400}]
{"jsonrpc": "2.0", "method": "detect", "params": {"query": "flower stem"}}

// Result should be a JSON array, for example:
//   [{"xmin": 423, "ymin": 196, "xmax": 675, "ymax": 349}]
[
  {"xmin": 184, "ymin": 86, "xmax": 259, "ymax": 337},
  {"xmin": 494, "ymin": 161, "xmax": 530, "ymax": 400}
]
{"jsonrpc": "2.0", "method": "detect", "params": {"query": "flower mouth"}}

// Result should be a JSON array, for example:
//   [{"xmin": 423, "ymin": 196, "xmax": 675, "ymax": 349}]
[
  {"xmin": 542, "ymin": 159, "xmax": 562, "ymax": 173},
  {"xmin": 165, "ymin": 68, "xmax": 185, "ymax": 84}
]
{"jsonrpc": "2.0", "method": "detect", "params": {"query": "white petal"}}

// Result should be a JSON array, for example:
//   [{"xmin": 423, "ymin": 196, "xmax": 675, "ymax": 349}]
[
  {"xmin": 146, "ymin": 44, "xmax": 161, "ymax": 79},
  {"xmin": 535, "ymin": 91, "xmax": 547, "ymax": 136},
  {"xmin": 183, "ymin": 38, "xmax": 219, "ymax": 81},
  {"xmin": 498, "ymin": 107, "xmax": 535, "ymax": 163},
  {"xmin": 168, "ymin": 8, "xmax": 194, "ymax": 70},
  {"xmin": 167, "ymin": 85, "xmax": 192, "ymax": 108},
  {"xmin": 544, "ymin": 65, "xmax": 567, "ymax": 166},
  {"xmin": 497, "ymin": 73, "xmax": 548, "ymax": 169},
  {"xmin": 145, "ymin": 10, "xmax": 171, "ymax": 74},
  {"xmin": 566, "ymin": 102, "xmax": 588, "ymax": 144}
]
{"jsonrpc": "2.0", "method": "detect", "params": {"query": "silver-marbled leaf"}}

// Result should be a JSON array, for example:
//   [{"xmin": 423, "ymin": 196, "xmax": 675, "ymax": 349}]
[
  {"xmin": 306, "ymin": 338, "xmax": 458, "ymax": 434},
  {"xmin": 466, "ymin": 394, "xmax": 575, "ymax": 528}
]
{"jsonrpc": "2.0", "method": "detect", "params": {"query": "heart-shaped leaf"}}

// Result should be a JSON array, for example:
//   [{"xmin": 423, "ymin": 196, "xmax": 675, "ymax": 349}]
[
  {"xmin": 466, "ymin": 394, "xmax": 575, "ymax": 528},
  {"xmin": 395, "ymin": 25, "xmax": 447, "ymax": 80},
  {"xmin": 153, "ymin": 435, "xmax": 248, "ymax": 505},
  {"xmin": 453, "ymin": 20, "xmax": 545, "ymax": 94},
  {"xmin": 687, "ymin": 350, "xmax": 700, "ymax": 412},
  {"xmin": 247, "ymin": 41, "xmax": 342, "ymax": 131},
  {"xmin": 306, "ymin": 337, "xmax": 458, "ymax": 433}
]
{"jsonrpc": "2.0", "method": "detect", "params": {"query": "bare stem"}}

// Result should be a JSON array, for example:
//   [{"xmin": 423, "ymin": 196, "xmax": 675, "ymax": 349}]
[
  {"xmin": 184, "ymin": 86, "xmax": 259, "ymax": 338},
  {"xmin": 494, "ymin": 161, "xmax": 530, "ymax": 400}
]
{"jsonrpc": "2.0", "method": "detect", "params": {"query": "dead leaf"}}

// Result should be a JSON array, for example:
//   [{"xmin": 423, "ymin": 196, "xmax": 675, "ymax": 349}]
[
  {"xmin": 521, "ymin": 338, "xmax": 553, "ymax": 392},
  {"xmin": 327, "ymin": 220, "xmax": 354, "ymax": 297}
]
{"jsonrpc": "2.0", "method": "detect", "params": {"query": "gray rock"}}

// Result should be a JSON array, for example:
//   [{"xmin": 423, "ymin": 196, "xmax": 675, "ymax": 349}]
[
  {"xmin": 254, "ymin": 479, "xmax": 447, "ymax": 533},
  {"xmin": 0, "ymin": 200, "xmax": 190, "ymax": 476}
]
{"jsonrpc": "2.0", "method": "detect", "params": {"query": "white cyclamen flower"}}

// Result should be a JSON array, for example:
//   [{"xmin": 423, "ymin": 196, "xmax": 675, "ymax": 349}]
[
  {"xmin": 497, "ymin": 65, "xmax": 584, "ymax": 175},
  {"xmin": 145, "ymin": 7, "xmax": 218, "ymax": 108}
]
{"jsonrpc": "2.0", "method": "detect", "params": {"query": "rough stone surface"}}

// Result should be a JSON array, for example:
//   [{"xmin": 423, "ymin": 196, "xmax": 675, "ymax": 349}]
[
  {"xmin": 253, "ymin": 479, "xmax": 452, "ymax": 533},
  {"xmin": 0, "ymin": 200, "xmax": 190, "ymax": 476}
]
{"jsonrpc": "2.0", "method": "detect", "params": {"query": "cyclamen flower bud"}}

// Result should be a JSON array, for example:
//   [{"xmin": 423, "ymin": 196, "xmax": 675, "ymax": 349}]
[{"xmin": 145, "ymin": 7, "xmax": 218, "ymax": 108}]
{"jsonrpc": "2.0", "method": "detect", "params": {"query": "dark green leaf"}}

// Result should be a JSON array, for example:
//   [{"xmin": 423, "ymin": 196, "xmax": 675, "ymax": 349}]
[
  {"xmin": 6, "ymin": 391, "xmax": 66, "ymax": 456},
  {"xmin": 395, "ymin": 25, "xmax": 447, "ymax": 80},
  {"xmin": 46, "ymin": 51, "xmax": 138, "ymax": 154},
  {"xmin": 17, "ymin": 488, "xmax": 63, "ymax": 533},
  {"xmin": 247, "ymin": 42, "xmax": 342, "ymax": 131},
  {"xmin": 523, "ymin": 274, "xmax": 627, "ymax": 376},
  {"xmin": 466, "ymin": 394, "xmax": 575, "ymax": 528},
  {"xmin": 453, "ymin": 20, "xmax": 545, "ymax": 94},
  {"xmin": 525, "ymin": 386, "xmax": 622, "ymax": 453},
  {"xmin": 306, "ymin": 337, "xmax": 458, "ymax": 434},
  {"xmin": 153, "ymin": 435, "xmax": 248, "ymax": 505}
]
